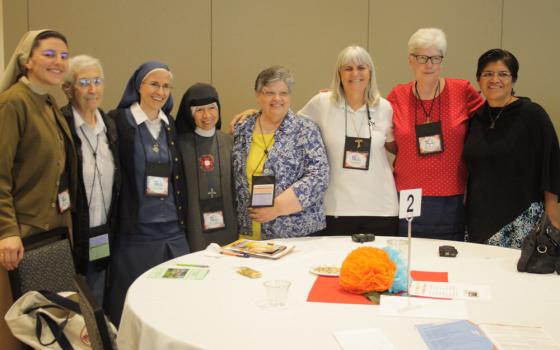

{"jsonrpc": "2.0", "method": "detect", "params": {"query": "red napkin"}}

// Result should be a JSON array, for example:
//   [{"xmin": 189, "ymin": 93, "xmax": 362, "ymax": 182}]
[{"xmin": 307, "ymin": 270, "xmax": 448, "ymax": 305}]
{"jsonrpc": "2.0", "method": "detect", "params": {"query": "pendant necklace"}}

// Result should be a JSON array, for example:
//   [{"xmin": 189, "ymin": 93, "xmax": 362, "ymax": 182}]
[
  {"xmin": 489, "ymin": 95, "xmax": 513, "ymax": 129},
  {"xmin": 152, "ymin": 142, "xmax": 160, "ymax": 153}
]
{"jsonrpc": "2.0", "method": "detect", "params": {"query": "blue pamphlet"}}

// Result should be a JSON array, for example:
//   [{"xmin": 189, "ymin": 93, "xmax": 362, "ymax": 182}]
[{"xmin": 416, "ymin": 320, "xmax": 494, "ymax": 350}]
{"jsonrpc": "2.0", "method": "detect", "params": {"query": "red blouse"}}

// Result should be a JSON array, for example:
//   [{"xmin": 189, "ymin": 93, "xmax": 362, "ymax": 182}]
[{"xmin": 387, "ymin": 78, "xmax": 483, "ymax": 196}]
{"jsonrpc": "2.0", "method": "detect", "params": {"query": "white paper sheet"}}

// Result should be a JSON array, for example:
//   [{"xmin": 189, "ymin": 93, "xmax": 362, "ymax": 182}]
[
  {"xmin": 333, "ymin": 328, "xmax": 395, "ymax": 350},
  {"xmin": 409, "ymin": 281, "xmax": 492, "ymax": 300},
  {"xmin": 478, "ymin": 324, "xmax": 560, "ymax": 350},
  {"xmin": 379, "ymin": 295, "xmax": 468, "ymax": 319}
]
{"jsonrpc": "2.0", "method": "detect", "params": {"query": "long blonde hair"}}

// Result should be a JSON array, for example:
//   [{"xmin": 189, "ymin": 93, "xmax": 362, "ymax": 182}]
[{"xmin": 330, "ymin": 45, "xmax": 380, "ymax": 107}]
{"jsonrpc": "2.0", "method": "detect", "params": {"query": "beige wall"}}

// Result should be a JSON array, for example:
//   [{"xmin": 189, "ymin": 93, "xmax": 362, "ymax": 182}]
[{"xmin": 3, "ymin": 0, "xmax": 559, "ymax": 128}]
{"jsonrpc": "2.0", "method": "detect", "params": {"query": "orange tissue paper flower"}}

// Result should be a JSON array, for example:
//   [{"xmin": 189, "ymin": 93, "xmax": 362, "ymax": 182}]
[{"xmin": 339, "ymin": 246, "xmax": 396, "ymax": 294}]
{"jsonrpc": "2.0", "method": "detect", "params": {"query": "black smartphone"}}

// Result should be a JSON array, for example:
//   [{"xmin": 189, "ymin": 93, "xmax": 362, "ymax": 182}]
[
  {"xmin": 351, "ymin": 233, "xmax": 376, "ymax": 243},
  {"xmin": 439, "ymin": 245, "xmax": 458, "ymax": 257}
]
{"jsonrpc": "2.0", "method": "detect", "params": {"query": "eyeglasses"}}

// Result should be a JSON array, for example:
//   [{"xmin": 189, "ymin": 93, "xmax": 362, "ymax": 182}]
[
  {"xmin": 410, "ymin": 54, "xmax": 444, "ymax": 64},
  {"xmin": 480, "ymin": 71, "xmax": 512, "ymax": 79},
  {"xmin": 261, "ymin": 90, "xmax": 289, "ymax": 98},
  {"xmin": 42, "ymin": 49, "xmax": 69, "ymax": 60},
  {"xmin": 143, "ymin": 82, "xmax": 173, "ymax": 92},
  {"xmin": 77, "ymin": 77, "xmax": 103, "ymax": 87}
]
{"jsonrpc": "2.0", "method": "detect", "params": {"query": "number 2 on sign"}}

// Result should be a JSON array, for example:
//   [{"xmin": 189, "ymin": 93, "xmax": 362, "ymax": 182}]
[{"xmin": 399, "ymin": 189, "xmax": 422, "ymax": 219}]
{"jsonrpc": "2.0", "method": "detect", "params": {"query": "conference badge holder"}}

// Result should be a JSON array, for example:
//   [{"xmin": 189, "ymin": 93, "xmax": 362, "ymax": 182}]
[
  {"xmin": 343, "ymin": 136, "xmax": 371, "ymax": 170},
  {"xmin": 56, "ymin": 173, "xmax": 71, "ymax": 213},
  {"xmin": 251, "ymin": 175, "xmax": 275, "ymax": 207},
  {"xmin": 200, "ymin": 197, "xmax": 226, "ymax": 232},
  {"xmin": 145, "ymin": 162, "xmax": 171, "ymax": 197},
  {"xmin": 88, "ymin": 224, "xmax": 110, "ymax": 262},
  {"xmin": 415, "ymin": 121, "xmax": 444, "ymax": 155}
]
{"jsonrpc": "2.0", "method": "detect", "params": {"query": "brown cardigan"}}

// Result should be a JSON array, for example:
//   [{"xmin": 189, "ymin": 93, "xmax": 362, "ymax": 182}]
[{"xmin": 0, "ymin": 81, "xmax": 77, "ymax": 239}]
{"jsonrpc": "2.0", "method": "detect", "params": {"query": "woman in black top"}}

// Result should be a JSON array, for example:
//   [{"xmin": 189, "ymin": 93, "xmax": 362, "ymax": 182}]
[{"xmin": 464, "ymin": 49, "xmax": 560, "ymax": 248}]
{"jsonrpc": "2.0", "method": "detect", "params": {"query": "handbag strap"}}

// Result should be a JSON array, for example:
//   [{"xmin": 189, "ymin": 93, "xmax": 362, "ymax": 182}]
[
  {"xmin": 38, "ymin": 290, "xmax": 81, "ymax": 314},
  {"xmin": 21, "ymin": 291, "xmax": 82, "ymax": 350},
  {"xmin": 36, "ymin": 311, "xmax": 74, "ymax": 350}
]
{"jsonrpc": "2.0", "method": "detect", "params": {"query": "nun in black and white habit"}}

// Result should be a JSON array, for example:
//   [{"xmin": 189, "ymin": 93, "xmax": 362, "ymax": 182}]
[{"xmin": 176, "ymin": 83, "xmax": 238, "ymax": 252}]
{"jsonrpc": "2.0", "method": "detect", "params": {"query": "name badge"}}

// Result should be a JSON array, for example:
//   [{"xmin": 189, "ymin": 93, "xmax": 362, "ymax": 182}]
[
  {"xmin": 57, "ymin": 189, "xmax": 71, "ymax": 213},
  {"xmin": 146, "ymin": 176, "xmax": 169, "ymax": 196},
  {"xmin": 203, "ymin": 210, "xmax": 226, "ymax": 230},
  {"xmin": 416, "ymin": 121, "xmax": 444, "ymax": 155},
  {"xmin": 146, "ymin": 162, "xmax": 171, "ymax": 197},
  {"xmin": 88, "ymin": 224, "xmax": 110, "ymax": 262},
  {"xmin": 251, "ymin": 175, "xmax": 275, "ymax": 207},
  {"xmin": 343, "ymin": 136, "xmax": 371, "ymax": 170}
]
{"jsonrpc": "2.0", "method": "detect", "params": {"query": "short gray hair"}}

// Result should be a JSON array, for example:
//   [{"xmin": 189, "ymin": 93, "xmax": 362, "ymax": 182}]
[
  {"xmin": 64, "ymin": 54, "xmax": 104, "ymax": 84},
  {"xmin": 330, "ymin": 45, "xmax": 380, "ymax": 107},
  {"xmin": 254, "ymin": 65, "xmax": 295, "ymax": 93},
  {"xmin": 407, "ymin": 28, "xmax": 447, "ymax": 56}
]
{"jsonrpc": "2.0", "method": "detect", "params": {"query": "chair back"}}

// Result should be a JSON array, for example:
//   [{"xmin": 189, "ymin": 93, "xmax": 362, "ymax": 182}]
[
  {"xmin": 8, "ymin": 227, "xmax": 76, "ymax": 299},
  {"xmin": 74, "ymin": 274, "xmax": 115, "ymax": 350}
]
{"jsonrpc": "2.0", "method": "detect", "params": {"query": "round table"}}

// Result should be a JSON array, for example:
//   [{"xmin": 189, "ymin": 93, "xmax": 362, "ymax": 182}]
[{"xmin": 116, "ymin": 236, "xmax": 560, "ymax": 349}]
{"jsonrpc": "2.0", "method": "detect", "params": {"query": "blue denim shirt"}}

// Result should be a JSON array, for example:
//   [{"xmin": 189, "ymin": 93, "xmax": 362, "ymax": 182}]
[{"xmin": 232, "ymin": 110, "xmax": 329, "ymax": 238}]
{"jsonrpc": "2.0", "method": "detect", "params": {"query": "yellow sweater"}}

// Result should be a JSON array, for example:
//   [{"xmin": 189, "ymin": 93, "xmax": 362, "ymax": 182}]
[{"xmin": 240, "ymin": 130, "xmax": 274, "ymax": 241}]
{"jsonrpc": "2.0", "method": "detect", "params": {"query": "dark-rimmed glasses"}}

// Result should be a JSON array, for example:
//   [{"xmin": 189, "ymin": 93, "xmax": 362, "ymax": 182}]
[{"xmin": 410, "ymin": 54, "xmax": 444, "ymax": 64}]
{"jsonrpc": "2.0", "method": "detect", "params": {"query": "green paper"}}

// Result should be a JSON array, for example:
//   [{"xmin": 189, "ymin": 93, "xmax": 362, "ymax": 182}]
[
  {"xmin": 149, "ymin": 266, "xmax": 209, "ymax": 280},
  {"xmin": 89, "ymin": 243, "xmax": 110, "ymax": 261},
  {"xmin": 364, "ymin": 291, "xmax": 381, "ymax": 304}
]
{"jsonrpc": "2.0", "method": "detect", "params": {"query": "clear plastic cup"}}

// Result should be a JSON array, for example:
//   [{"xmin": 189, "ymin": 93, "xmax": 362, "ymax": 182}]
[{"xmin": 263, "ymin": 280, "xmax": 291, "ymax": 307}]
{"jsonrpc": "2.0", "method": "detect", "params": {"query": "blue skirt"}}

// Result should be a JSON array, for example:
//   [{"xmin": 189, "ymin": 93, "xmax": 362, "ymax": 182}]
[
  {"xmin": 398, "ymin": 194, "xmax": 465, "ymax": 241},
  {"xmin": 106, "ymin": 221, "xmax": 189, "ymax": 326}
]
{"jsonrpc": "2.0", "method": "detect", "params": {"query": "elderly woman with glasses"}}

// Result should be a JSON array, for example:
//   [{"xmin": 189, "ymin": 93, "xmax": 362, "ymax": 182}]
[
  {"xmin": 0, "ymin": 30, "xmax": 77, "ymax": 271},
  {"xmin": 106, "ymin": 61, "xmax": 189, "ymax": 324},
  {"xmin": 61, "ymin": 55, "xmax": 120, "ymax": 304},
  {"xmin": 387, "ymin": 27, "xmax": 484, "ymax": 241},
  {"xmin": 463, "ymin": 49, "xmax": 560, "ymax": 248},
  {"xmin": 232, "ymin": 66, "xmax": 329, "ymax": 239}
]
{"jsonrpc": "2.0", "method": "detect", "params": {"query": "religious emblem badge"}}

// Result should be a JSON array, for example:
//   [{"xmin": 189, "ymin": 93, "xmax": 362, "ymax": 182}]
[
  {"xmin": 152, "ymin": 142, "xmax": 160, "ymax": 153},
  {"xmin": 199, "ymin": 154, "xmax": 215, "ymax": 172}
]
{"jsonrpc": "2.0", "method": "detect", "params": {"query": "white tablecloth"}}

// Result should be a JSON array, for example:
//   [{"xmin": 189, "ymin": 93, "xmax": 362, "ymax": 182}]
[{"xmin": 117, "ymin": 236, "xmax": 560, "ymax": 349}]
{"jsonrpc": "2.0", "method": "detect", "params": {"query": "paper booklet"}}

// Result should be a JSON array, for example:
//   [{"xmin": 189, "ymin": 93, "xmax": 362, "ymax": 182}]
[{"xmin": 222, "ymin": 239, "xmax": 294, "ymax": 259}]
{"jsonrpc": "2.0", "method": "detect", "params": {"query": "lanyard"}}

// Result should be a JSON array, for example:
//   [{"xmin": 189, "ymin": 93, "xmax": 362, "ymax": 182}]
[
  {"xmin": 79, "ymin": 125, "xmax": 108, "ymax": 221},
  {"xmin": 194, "ymin": 133, "xmax": 223, "ymax": 200},
  {"xmin": 414, "ymin": 80, "xmax": 441, "ymax": 124},
  {"xmin": 251, "ymin": 116, "xmax": 275, "ymax": 177},
  {"xmin": 344, "ymin": 101, "xmax": 372, "ymax": 139}
]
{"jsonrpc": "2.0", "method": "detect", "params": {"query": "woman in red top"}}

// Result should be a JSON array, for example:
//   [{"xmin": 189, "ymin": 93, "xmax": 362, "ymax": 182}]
[{"xmin": 387, "ymin": 28, "xmax": 483, "ymax": 241}]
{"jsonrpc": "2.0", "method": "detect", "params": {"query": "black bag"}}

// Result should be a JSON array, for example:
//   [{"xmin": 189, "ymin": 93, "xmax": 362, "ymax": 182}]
[{"xmin": 517, "ymin": 213, "xmax": 560, "ymax": 274}]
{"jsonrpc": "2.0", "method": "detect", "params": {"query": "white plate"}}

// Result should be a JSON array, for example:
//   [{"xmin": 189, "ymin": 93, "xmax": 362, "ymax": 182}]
[{"xmin": 310, "ymin": 265, "xmax": 340, "ymax": 276}]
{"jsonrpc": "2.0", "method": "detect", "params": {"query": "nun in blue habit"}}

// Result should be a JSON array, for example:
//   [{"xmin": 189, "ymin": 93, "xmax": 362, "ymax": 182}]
[{"xmin": 106, "ymin": 61, "xmax": 189, "ymax": 325}]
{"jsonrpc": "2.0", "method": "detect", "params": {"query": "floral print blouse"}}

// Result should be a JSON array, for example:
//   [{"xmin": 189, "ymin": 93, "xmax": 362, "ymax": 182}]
[{"xmin": 232, "ymin": 110, "xmax": 329, "ymax": 239}]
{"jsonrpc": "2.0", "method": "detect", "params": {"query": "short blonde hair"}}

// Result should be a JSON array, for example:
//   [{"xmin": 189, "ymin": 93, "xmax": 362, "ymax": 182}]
[
  {"xmin": 330, "ymin": 46, "xmax": 380, "ymax": 107},
  {"xmin": 407, "ymin": 28, "xmax": 447, "ymax": 56}
]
